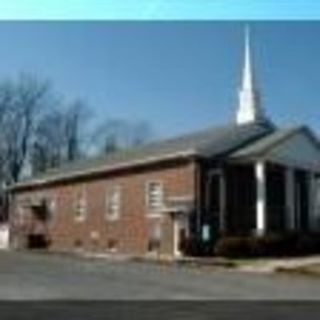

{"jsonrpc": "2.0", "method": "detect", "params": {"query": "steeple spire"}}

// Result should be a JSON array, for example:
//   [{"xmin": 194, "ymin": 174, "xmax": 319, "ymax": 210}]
[
  {"xmin": 236, "ymin": 26, "xmax": 266, "ymax": 125},
  {"xmin": 243, "ymin": 26, "xmax": 254, "ymax": 90}
]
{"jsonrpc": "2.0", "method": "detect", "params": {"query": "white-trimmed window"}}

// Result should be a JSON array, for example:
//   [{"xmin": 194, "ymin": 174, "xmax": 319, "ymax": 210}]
[
  {"xmin": 106, "ymin": 186, "xmax": 121, "ymax": 220},
  {"xmin": 74, "ymin": 187, "xmax": 87, "ymax": 221},
  {"xmin": 47, "ymin": 197, "xmax": 57, "ymax": 222},
  {"xmin": 16, "ymin": 203, "xmax": 25, "ymax": 225},
  {"xmin": 146, "ymin": 181, "xmax": 164, "ymax": 215},
  {"xmin": 16, "ymin": 197, "xmax": 31, "ymax": 225}
]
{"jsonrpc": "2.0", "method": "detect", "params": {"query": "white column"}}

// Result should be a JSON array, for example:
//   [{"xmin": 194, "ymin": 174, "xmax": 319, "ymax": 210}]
[
  {"xmin": 255, "ymin": 161, "xmax": 267, "ymax": 235},
  {"xmin": 285, "ymin": 167, "xmax": 295, "ymax": 230},
  {"xmin": 173, "ymin": 217, "xmax": 182, "ymax": 258}
]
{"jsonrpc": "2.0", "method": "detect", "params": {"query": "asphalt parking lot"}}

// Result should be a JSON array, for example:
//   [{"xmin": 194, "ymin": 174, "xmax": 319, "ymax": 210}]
[{"xmin": 0, "ymin": 250, "xmax": 320, "ymax": 300}]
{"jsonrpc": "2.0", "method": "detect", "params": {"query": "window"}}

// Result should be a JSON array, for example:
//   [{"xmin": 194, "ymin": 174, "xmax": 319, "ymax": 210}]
[
  {"xmin": 47, "ymin": 197, "xmax": 57, "ymax": 222},
  {"xmin": 106, "ymin": 186, "xmax": 121, "ymax": 220},
  {"xmin": 74, "ymin": 187, "xmax": 87, "ymax": 221},
  {"xmin": 16, "ymin": 204, "xmax": 25, "ymax": 225},
  {"xmin": 146, "ymin": 182, "xmax": 164, "ymax": 215},
  {"xmin": 16, "ymin": 197, "xmax": 31, "ymax": 225}
]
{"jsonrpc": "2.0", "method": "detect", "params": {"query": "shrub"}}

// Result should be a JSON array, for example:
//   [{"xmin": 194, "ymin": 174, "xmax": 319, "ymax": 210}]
[
  {"xmin": 214, "ymin": 236, "xmax": 251, "ymax": 258},
  {"xmin": 181, "ymin": 237, "xmax": 213, "ymax": 257},
  {"xmin": 295, "ymin": 233, "xmax": 320, "ymax": 255},
  {"xmin": 214, "ymin": 233, "xmax": 320, "ymax": 258},
  {"xmin": 250, "ymin": 233, "xmax": 297, "ymax": 257}
]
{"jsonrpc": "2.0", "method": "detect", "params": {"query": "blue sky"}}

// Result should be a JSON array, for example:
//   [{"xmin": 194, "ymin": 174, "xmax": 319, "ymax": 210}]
[{"xmin": 0, "ymin": 21, "xmax": 319, "ymax": 138}]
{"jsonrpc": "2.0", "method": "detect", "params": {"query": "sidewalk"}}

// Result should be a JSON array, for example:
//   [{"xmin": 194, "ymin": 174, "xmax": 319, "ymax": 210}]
[
  {"xmin": 78, "ymin": 251, "xmax": 236, "ymax": 268},
  {"xmin": 47, "ymin": 249, "xmax": 320, "ymax": 275},
  {"xmin": 235, "ymin": 256, "xmax": 320, "ymax": 273},
  {"xmin": 131, "ymin": 254, "xmax": 320, "ymax": 274}
]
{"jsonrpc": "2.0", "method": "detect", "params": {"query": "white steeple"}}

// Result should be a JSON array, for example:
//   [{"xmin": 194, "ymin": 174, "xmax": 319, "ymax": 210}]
[{"xmin": 236, "ymin": 26, "xmax": 266, "ymax": 125}]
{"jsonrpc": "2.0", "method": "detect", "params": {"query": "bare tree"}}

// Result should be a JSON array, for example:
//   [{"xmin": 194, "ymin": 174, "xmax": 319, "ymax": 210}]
[
  {"xmin": 0, "ymin": 81, "xmax": 14, "ymax": 183},
  {"xmin": 0, "ymin": 75, "xmax": 52, "ymax": 221},
  {"xmin": 0, "ymin": 74, "xmax": 51, "ymax": 183},
  {"xmin": 0, "ymin": 74, "xmax": 153, "ymax": 181},
  {"xmin": 31, "ymin": 99, "xmax": 90, "ymax": 174},
  {"xmin": 63, "ymin": 100, "xmax": 88, "ymax": 162},
  {"xmin": 92, "ymin": 119, "xmax": 153, "ymax": 155},
  {"xmin": 128, "ymin": 121, "xmax": 153, "ymax": 147},
  {"xmin": 31, "ymin": 110, "xmax": 65, "ymax": 174}
]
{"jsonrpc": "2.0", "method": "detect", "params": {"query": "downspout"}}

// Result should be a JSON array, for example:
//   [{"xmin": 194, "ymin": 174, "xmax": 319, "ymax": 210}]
[{"xmin": 194, "ymin": 160, "xmax": 202, "ymax": 238}]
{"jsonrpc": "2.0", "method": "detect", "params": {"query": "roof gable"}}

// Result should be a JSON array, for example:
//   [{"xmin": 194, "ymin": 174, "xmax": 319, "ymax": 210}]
[{"xmin": 231, "ymin": 126, "xmax": 320, "ymax": 171}]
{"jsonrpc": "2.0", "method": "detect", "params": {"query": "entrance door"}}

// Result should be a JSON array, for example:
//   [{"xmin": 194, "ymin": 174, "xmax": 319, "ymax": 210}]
[{"xmin": 173, "ymin": 214, "xmax": 188, "ymax": 257}]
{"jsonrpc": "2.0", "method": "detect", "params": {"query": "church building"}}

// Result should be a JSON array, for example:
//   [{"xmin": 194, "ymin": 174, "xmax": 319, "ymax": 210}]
[{"xmin": 8, "ymin": 29, "xmax": 320, "ymax": 257}]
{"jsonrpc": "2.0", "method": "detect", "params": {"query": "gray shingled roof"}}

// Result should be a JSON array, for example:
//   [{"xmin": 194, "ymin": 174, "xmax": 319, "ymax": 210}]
[
  {"xmin": 230, "ymin": 126, "xmax": 320, "ymax": 159},
  {"xmin": 12, "ymin": 121, "xmax": 274, "ymax": 189}
]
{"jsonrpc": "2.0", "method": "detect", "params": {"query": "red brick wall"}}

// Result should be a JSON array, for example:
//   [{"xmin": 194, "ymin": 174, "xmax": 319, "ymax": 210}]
[{"xmin": 11, "ymin": 159, "xmax": 196, "ymax": 256}]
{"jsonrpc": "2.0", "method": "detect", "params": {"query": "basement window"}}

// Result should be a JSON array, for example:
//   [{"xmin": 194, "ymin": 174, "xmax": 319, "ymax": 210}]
[
  {"xmin": 74, "ymin": 239, "xmax": 83, "ymax": 248},
  {"xmin": 107, "ymin": 239, "xmax": 118, "ymax": 252}
]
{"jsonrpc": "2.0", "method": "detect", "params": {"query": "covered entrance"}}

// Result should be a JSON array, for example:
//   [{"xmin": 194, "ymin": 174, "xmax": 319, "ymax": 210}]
[
  {"xmin": 14, "ymin": 198, "xmax": 51, "ymax": 249},
  {"xmin": 162, "ymin": 196, "xmax": 194, "ymax": 257},
  {"xmin": 172, "ymin": 212, "xmax": 189, "ymax": 257},
  {"xmin": 227, "ymin": 127, "xmax": 320, "ymax": 235},
  {"xmin": 27, "ymin": 200, "xmax": 50, "ymax": 249},
  {"xmin": 225, "ymin": 162, "xmax": 317, "ymax": 234}
]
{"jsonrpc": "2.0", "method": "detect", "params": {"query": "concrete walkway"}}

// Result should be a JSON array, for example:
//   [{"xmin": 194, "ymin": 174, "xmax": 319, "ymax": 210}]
[
  {"xmin": 235, "ymin": 256, "xmax": 320, "ymax": 273},
  {"xmin": 78, "ymin": 251, "xmax": 320, "ymax": 274}
]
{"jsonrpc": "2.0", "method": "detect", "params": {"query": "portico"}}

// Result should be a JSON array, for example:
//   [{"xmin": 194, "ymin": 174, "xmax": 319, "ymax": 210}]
[
  {"xmin": 204, "ymin": 161, "xmax": 318, "ymax": 240},
  {"xmin": 227, "ymin": 126, "xmax": 320, "ymax": 236}
]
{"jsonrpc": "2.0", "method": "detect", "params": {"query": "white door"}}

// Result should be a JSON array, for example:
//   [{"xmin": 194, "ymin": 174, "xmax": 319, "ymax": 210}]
[
  {"xmin": 0, "ymin": 224, "xmax": 9, "ymax": 250},
  {"xmin": 173, "ymin": 215, "xmax": 188, "ymax": 257}
]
